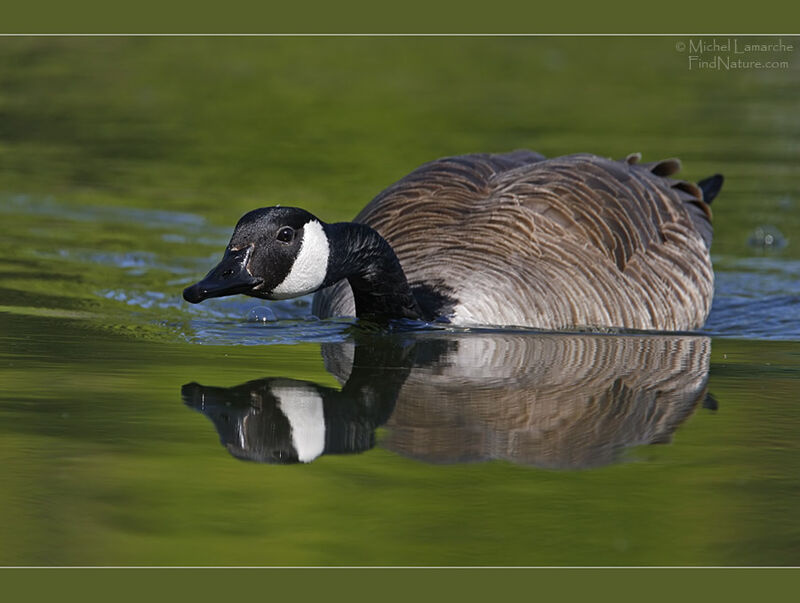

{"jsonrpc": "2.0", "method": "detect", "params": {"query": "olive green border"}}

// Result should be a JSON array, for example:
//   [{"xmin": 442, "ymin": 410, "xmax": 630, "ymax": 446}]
[
  {"xmin": 0, "ymin": 0, "xmax": 798, "ymax": 33},
  {"xmin": 4, "ymin": 568, "xmax": 800, "ymax": 600}
]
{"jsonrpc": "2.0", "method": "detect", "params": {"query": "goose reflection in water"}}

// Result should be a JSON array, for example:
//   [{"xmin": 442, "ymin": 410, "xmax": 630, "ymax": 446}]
[{"xmin": 182, "ymin": 333, "xmax": 713, "ymax": 469}]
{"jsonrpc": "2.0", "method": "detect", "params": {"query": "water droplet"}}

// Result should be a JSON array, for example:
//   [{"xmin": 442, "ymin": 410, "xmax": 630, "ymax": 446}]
[
  {"xmin": 748, "ymin": 225, "xmax": 787, "ymax": 250},
  {"xmin": 246, "ymin": 306, "xmax": 276, "ymax": 323}
]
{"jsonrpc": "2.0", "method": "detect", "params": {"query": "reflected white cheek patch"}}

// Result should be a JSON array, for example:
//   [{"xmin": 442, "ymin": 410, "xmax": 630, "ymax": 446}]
[{"xmin": 272, "ymin": 384, "xmax": 326, "ymax": 463}]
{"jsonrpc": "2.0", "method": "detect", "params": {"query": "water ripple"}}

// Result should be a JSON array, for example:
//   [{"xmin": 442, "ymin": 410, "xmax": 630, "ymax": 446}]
[{"xmin": 704, "ymin": 257, "xmax": 800, "ymax": 340}]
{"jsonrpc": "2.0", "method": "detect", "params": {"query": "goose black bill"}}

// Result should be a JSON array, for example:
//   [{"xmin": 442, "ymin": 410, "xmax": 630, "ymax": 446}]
[{"xmin": 183, "ymin": 245, "xmax": 263, "ymax": 303}]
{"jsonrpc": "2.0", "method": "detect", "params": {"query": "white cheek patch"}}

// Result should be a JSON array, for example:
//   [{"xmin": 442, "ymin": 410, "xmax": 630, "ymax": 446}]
[
  {"xmin": 271, "ymin": 220, "xmax": 330, "ymax": 299},
  {"xmin": 273, "ymin": 384, "xmax": 326, "ymax": 463}
]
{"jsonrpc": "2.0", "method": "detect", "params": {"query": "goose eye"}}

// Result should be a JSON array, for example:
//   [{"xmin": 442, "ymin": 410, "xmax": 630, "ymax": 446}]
[{"xmin": 276, "ymin": 226, "xmax": 294, "ymax": 243}]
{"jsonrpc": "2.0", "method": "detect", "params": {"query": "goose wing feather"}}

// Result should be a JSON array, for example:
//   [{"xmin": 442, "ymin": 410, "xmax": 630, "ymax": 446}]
[{"xmin": 314, "ymin": 151, "xmax": 714, "ymax": 330}]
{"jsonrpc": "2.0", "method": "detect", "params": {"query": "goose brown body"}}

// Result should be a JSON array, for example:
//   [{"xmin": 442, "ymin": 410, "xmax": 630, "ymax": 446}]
[{"xmin": 313, "ymin": 150, "xmax": 717, "ymax": 331}]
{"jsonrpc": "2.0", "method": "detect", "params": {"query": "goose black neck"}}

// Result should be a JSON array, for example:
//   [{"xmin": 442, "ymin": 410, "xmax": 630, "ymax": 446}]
[{"xmin": 323, "ymin": 222, "xmax": 423, "ymax": 323}]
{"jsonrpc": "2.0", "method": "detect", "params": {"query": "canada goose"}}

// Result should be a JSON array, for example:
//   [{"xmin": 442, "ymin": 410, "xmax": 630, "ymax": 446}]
[
  {"xmin": 183, "ymin": 332, "xmax": 711, "ymax": 468},
  {"xmin": 182, "ymin": 377, "xmax": 394, "ymax": 463},
  {"xmin": 377, "ymin": 333, "xmax": 711, "ymax": 468},
  {"xmin": 182, "ymin": 334, "xmax": 408, "ymax": 464},
  {"xmin": 183, "ymin": 151, "xmax": 723, "ymax": 330}
]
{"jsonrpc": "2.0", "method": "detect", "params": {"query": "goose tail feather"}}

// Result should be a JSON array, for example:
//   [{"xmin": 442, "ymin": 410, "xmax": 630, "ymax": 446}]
[{"xmin": 698, "ymin": 174, "xmax": 724, "ymax": 204}]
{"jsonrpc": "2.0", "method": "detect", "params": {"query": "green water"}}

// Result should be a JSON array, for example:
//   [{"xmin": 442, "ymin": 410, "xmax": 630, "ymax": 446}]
[{"xmin": 1, "ymin": 37, "xmax": 799, "ymax": 566}]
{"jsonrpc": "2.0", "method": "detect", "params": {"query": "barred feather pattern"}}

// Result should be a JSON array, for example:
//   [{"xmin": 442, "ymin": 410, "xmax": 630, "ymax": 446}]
[
  {"xmin": 383, "ymin": 334, "xmax": 711, "ymax": 468},
  {"xmin": 314, "ymin": 151, "xmax": 715, "ymax": 331},
  {"xmin": 321, "ymin": 333, "xmax": 711, "ymax": 468}
]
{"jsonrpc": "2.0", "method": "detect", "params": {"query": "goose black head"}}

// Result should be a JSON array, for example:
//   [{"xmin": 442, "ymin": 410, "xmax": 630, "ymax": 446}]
[{"xmin": 183, "ymin": 207, "xmax": 330, "ymax": 304}]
